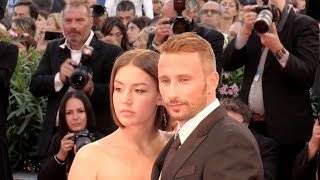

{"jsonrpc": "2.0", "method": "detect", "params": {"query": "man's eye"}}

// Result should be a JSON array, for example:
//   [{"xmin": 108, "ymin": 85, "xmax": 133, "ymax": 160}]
[{"xmin": 135, "ymin": 89, "xmax": 145, "ymax": 93}]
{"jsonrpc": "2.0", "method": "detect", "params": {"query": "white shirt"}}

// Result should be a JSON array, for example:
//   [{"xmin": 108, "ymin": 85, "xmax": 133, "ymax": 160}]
[
  {"xmin": 54, "ymin": 31, "xmax": 95, "ymax": 92},
  {"xmin": 177, "ymin": 99, "xmax": 220, "ymax": 145},
  {"xmin": 105, "ymin": 0, "xmax": 154, "ymax": 19}
]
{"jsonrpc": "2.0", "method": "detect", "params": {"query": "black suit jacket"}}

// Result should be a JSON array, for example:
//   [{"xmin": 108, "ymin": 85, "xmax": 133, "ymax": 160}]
[
  {"xmin": 148, "ymin": 23, "xmax": 224, "ymax": 75},
  {"xmin": 30, "ymin": 36, "xmax": 123, "ymax": 158},
  {"xmin": 223, "ymin": 7, "xmax": 320, "ymax": 144},
  {"xmin": 0, "ymin": 42, "xmax": 18, "ymax": 180},
  {"xmin": 151, "ymin": 106, "xmax": 264, "ymax": 180},
  {"xmin": 252, "ymin": 131, "xmax": 278, "ymax": 180}
]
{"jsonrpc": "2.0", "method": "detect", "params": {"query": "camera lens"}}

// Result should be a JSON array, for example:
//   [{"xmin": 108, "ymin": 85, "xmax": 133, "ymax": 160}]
[
  {"xmin": 69, "ymin": 68, "xmax": 88, "ymax": 90},
  {"xmin": 254, "ymin": 9, "xmax": 273, "ymax": 34}
]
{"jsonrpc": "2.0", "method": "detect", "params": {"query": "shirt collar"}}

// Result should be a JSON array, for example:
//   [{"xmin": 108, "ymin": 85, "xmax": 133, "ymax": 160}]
[
  {"xmin": 177, "ymin": 99, "xmax": 220, "ymax": 144},
  {"xmin": 59, "ymin": 30, "xmax": 94, "ymax": 50}
]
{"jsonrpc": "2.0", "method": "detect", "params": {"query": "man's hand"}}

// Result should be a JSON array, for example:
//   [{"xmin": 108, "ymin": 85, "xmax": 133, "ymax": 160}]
[
  {"xmin": 59, "ymin": 59, "xmax": 77, "ymax": 83},
  {"xmin": 308, "ymin": 119, "xmax": 320, "ymax": 160},
  {"xmin": 240, "ymin": 5, "xmax": 257, "ymax": 37},
  {"xmin": 259, "ymin": 23, "xmax": 284, "ymax": 53},
  {"xmin": 82, "ymin": 73, "xmax": 94, "ymax": 95},
  {"xmin": 154, "ymin": 18, "xmax": 172, "ymax": 45}
]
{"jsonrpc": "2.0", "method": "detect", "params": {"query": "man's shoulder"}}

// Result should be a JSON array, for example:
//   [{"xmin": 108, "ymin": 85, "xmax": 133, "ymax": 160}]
[{"xmin": 195, "ymin": 24, "xmax": 224, "ymax": 40}]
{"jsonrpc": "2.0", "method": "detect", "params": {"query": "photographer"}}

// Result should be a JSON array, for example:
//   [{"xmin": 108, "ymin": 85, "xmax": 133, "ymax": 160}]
[
  {"xmin": 223, "ymin": 0, "xmax": 320, "ymax": 179},
  {"xmin": 38, "ymin": 91, "xmax": 103, "ymax": 180},
  {"xmin": 30, "ymin": 1, "xmax": 123, "ymax": 159},
  {"xmin": 149, "ymin": 0, "xmax": 224, "ymax": 75}
]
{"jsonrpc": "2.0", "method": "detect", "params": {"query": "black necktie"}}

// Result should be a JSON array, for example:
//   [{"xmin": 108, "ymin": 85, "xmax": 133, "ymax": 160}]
[{"xmin": 162, "ymin": 134, "xmax": 181, "ymax": 176}]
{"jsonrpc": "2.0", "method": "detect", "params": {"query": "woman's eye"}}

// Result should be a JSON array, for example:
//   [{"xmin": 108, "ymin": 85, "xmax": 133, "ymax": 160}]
[
  {"xmin": 114, "ymin": 87, "xmax": 123, "ymax": 92},
  {"xmin": 135, "ymin": 89, "xmax": 145, "ymax": 93}
]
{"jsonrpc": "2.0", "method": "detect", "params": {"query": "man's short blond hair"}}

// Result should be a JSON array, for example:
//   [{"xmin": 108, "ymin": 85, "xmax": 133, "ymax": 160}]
[{"xmin": 159, "ymin": 32, "xmax": 216, "ymax": 74}]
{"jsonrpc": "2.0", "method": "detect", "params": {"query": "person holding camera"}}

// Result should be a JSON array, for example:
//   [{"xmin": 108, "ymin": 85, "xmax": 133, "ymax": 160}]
[
  {"xmin": 149, "ymin": 0, "xmax": 224, "ymax": 75},
  {"xmin": 30, "ymin": 1, "xmax": 123, "ymax": 159},
  {"xmin": 223, "ymin": 0, "xmax": 320, "ymax": 179},
  {"xmin": 38, "ymin": 90, "xmax": 103, "ymax": 180}
]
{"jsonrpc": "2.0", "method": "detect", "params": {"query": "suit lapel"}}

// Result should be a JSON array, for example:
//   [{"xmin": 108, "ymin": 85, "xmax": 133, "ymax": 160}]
[
  {"xmin": 87, "ymin": 36, "xmax": 101, "ymax": 68},
  {"xmin": 166, "ymin": 106, "xmax": 228, "ymax": 178},
  {"xmin": 151, "ymin": 138, "xmax": 174, "ymax": 180}
]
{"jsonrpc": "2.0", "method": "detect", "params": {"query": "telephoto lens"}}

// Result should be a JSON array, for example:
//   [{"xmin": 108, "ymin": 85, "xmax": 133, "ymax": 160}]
[
  {"xmin": 69, "ymin": 46, "xmax": 93, "ymax": 90},
  {"xmin": 254, "ymin": 9, "xmax": 273, "ymax": 34}
]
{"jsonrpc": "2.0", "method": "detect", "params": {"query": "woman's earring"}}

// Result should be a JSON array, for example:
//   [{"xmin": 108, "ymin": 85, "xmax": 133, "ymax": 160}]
[{"xmin": 162, "ymin": 106, "xmax": 167, "ymax": 128}]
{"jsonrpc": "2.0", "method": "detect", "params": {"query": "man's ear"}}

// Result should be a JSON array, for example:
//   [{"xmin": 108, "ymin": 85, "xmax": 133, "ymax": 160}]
[{"xmin": 207, "ymin": 71, "xmax": 219, "ymax": 96}]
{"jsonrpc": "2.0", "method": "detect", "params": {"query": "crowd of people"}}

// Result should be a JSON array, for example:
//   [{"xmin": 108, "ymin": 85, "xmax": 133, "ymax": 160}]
[{"xmin": 0, "ymin": 0, "xmax": 319, "ymax": 179}]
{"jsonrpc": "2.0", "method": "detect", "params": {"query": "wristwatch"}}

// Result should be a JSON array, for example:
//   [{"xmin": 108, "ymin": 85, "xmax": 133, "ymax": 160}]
[{"xmin": 274, "ymin": 48, "xmax": 288, "ymax": 59}]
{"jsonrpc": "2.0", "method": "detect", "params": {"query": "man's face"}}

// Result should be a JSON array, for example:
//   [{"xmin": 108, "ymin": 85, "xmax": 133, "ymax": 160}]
[
  {"xmin": 153, "ymin": 0, "xmax": 163, "ymax": 16},
  {"xmin": 200, "ymin": 2, "xmax": 221, "ymax": 28},
  {"xmin": 158, "ymin": 52, "xmax": 215, "ymax": 123},
  {"xmin": 117, "ymin": 10, "xmax": 135, "ymax": 27},
  {"xmin": 12, "ymin": 5, "xmax": 31, "ymax": 20},
  {"xmin": 62, "ymin": 6, "xmax": 93, "ymax": 49}
]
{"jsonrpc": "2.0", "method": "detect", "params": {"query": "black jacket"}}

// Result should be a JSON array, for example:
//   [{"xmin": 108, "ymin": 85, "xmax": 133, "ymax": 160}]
[
  {"xmin": 0, "ymin": 42, "xmax": 18, "ymax": 180},
  {"xmin": 223, "ymin": 6, "xmax": 319, "ymax": 144}
]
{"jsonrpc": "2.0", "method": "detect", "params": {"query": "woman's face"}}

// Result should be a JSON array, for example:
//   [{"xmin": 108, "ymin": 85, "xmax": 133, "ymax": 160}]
[
  {"xmin": 46, "ymin": 17, "xmax": 60, "ymax": 32},
  {"xmin": 220, "ymin": 0, "xmax": 238, "ymax": 20},
  {"xmin": 127, "ymin": 22, "xmax": 141, "ymax": 44},
  {"xmin": 132, "ymin": 30, "xmax": 148, "ymax": 49},
  {"xmin": 107, "ymin": 26, "xmax": 123, "ymax": 47},
  {"xmin": 113, "ymin": 64, "xmax": 160, "ymax": 127},
  {"xmin": 35, "ymin": 14, "xmax": 47, "ymax": 33},
  {"xmin": 65, "ymin": 97, "xmax": 88, "ymax": 132}
]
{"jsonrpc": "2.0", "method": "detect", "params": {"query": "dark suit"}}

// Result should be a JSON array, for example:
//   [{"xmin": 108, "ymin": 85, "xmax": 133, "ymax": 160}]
[
  {"xmin": 0, "ymin": 42, "xmax": 18, "ymax": 180},
  {"xmin": 223, "ymin": 5, "xmax": 319, "ymax": 179},
  {"xmin": 30, "ymin": 36, "xmax": 122, "ymax": 158},
  {"xmin": 151, "ymin": 106, "xmax": 263, "ymax": 180},
  {"xmin": 148, "ymin": 23, "xmax": 224, "ymax": 75},
  {"xmin": 252, "ymin": 131, "xmax": 278, "ymax": 180}
]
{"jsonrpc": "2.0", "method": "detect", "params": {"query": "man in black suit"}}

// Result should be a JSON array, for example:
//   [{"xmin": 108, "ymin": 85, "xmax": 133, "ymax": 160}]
[
  {"xmin": 223, "ymin": 0, "xmax": 320, "ymax": 179},
  {"xmin": 221, "ymin": 98, "xmax": 278, "ymax": 180},
  {"xmin": 0, "ymin": 41, "xmax": 18, "ymax": 180},
  {"xmin": 30, "ymin": 1, "xmax": 122, "ymax": 158},
  {"xmin": 152, "ymin": 32, "xmax": 263, "ymax": 180},
  {"xmin": 148, "ymin": 0, "xmax": 224, "ymax": 75}
]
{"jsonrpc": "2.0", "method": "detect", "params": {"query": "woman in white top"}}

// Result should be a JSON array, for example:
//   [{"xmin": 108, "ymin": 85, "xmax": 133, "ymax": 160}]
[
  {"xmin": 105, "ymin": 0, "xmax": 154, "ymax": 19},
  {"xmin": 68, "ymin": 49, "xmax": 171, "ymax": 180}
]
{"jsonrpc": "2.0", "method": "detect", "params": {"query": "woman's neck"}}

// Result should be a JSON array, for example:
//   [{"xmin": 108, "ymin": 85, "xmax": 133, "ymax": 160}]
[
  {"xmin": 220, "ymin": 18, "xmax": 234, "ymax": 34},
  {"xmin": 116, "ymin": 125, "xmax": 161, "ymax": 151}
]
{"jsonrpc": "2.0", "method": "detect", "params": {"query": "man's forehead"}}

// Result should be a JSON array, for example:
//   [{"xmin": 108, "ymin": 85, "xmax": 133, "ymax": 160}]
[{"xmin": 64, "ymin": 6, "xmax": 89, "ymax": 17}]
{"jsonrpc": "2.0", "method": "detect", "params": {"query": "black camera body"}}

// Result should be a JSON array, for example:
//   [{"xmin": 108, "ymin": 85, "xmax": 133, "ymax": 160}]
[
  {"xmin": 253, "ymin": 0, "xmax": 280, "ymax": 34},
  {"xmin": 91, "ymin": 4, "xmax": 106, "ymax": 17},
  {"xmin": 69, "ymin": 46, "xmax": 93, "ymax": 90},
  {"xmin": 72, "ymin": 129, "xmax": 95, "ymax": 152},
  {"xmin": 169, "ymin": 0, "xmax": 192, "ymax": 34}
]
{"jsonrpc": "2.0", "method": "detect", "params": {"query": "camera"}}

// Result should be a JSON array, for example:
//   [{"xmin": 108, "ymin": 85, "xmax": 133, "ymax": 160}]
[
  {"xmin": 253, "ymin": 0, "xmax": 280, "ymax": 34},
  {"xmin": 69, "ymin": 45, "xmax": 94, "ymax": 90},
  {"xmin": 72, "ymin": 129, "xmax": 95, "ymax": 152},
  {"xmin": 168, "ymin": 0, "xmax": 192, "ymax": 34},
  {"xmin": 91, "ymin": 4, "xmax": 106, "ymax": 17}
]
